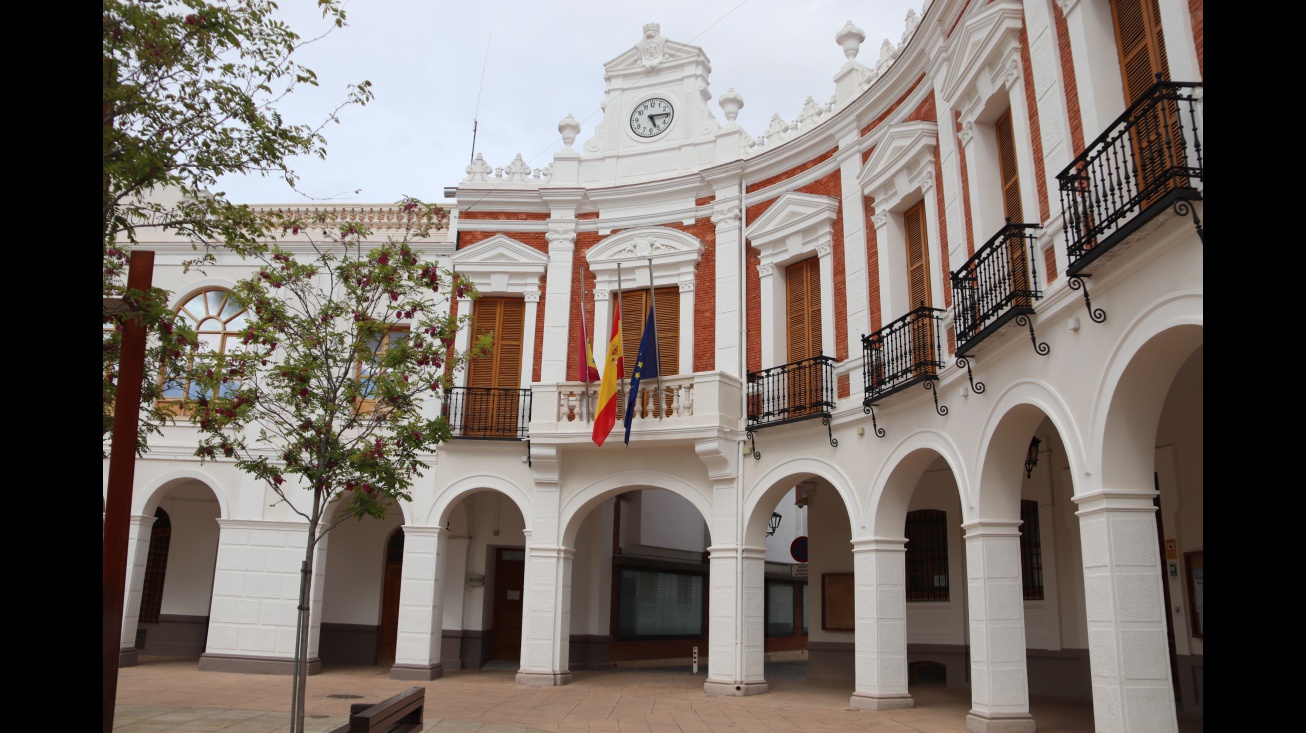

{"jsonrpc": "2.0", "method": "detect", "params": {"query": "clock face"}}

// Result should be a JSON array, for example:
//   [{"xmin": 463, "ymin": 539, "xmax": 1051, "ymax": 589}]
[{"xmin": 630, "ymin": 97, "xmax": 674, "ymax": 138}]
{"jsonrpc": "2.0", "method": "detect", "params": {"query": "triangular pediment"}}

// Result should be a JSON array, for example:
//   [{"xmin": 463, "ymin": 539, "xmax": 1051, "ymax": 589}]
[
  {"xmin": 937, "ymin": 0, "xmax": 1025, "ymax": 106},
  {"xmin": 586, "ymin": 226, "xmax": 704, "ymax": 291},
  {"xmin": 605, "ymin": 38, "xmax": 708, "ymax": 77},
  {"xmin": 745, "ymin": 192, "xmax": 838, "ymax": 247},
  {"xmin": 858, "ymin": 121, "xmax": 938, "ymax": 203},
  {"xmin": 450, "ymin": 234, "xmax": 548, "ymax": 268}
]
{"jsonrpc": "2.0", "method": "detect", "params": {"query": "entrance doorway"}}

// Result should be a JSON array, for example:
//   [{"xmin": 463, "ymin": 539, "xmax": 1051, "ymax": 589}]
[{"xmin": 490, "ymin": 548, "xmax": 526, "ymax": 661}]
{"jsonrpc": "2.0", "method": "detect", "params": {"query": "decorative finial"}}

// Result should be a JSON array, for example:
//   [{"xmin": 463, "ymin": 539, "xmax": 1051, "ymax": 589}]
[
  {"xmin": 558, "ymin": 113, "xmax": 580, "ymax": 149},
  {"xmin": 836, "ymin": 21, "xmax": 865, "ymax": 60},
  {"xmin": 719, "ymin": 88, "xmax": 744, "ymax": 122}
]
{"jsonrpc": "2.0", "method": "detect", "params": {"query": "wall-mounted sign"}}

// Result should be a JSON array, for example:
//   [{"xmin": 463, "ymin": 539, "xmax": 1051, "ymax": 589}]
[
  {"xmin": 791, "ymin": 563, "xmax": 808, "ymax": 578},
  {"xmin": 1165, "ymin": 538, "xmax": 1178, "ymax": 560},
  {"xmin": 791, "ymin": 536, "xmax": 808, "ymax": 563}
]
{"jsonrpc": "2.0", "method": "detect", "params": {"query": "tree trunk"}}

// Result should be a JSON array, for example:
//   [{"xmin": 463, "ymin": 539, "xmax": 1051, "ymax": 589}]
[{"xmin": 290, "ymin": 489, "xmax": 322, "ymax": 733}]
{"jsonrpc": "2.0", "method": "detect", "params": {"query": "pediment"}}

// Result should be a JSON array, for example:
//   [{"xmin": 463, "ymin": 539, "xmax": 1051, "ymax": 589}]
[
  {"xmin": 936, "ymin": 0, "xmax": 1025, "ymax": 107},
  {"xmin": 450, "ymin": 234, "xmax": 547, "ymax": 294},
  {"xmin": 858, "ymin": 121, "xmax": 938, "ymax": 204},
  {"xmin": 586, "ymin": 226, "xmax": 704, "ymax": 291},
  {"xmin": 745, "ymin": 192, "xmax": 838, "ymax": 248}
]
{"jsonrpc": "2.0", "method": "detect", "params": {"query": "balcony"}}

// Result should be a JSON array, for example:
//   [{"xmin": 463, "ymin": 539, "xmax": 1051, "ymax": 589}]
[
  {"xmin": 442, "ymin": 386, "xmax": 532, "ymax": 440},
  {"xmin": 861, "ymin": 306, "xmax": 947, "ymax": 429},
  {"xmin": 746, "ymin": 355, "xmax": 838, "ymax": 454},
  {"xmin": 951, "ymin": 222, "xmax": 1044, "ymax": 358},
  {"xmin": 1058, "ymin": 77, "xmax": 1203, "ymax": 278}
]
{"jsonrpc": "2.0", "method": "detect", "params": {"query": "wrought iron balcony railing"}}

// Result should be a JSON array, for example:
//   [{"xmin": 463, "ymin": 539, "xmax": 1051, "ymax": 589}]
[
  {"xmin": 861, "ymin": 306, "xmax": 947, "ymax": 431},
  {"xmin": 951, "ymin": 222, "xmax": 1043, "ymax": 356},
  {"xmin": 442, "ymin": 386, "xmax": 532, "ymax": 440},
  {"xmin": 746, "ymin": 355, "xmax": 837, "ymax": 456},
  {"xmin": 1058, "ymin": 77, "xmax": 1203, "ymax": 277}
]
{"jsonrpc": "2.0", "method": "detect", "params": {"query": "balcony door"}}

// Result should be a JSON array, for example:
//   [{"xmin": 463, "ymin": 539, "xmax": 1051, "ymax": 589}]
[
  {"xmin": 468, "ymin": 297, "xmax": 524, "ymax": 437},
  {"xmin": 1112, "ymin": 0, "xmax": 1186, "ymax": 204},
  {"xmin": 996, "ymin": 109, "xmax": 1031, "ymax": 310},
  {"xmin": 904, "ymin": 201, "xmax": 936, "ymax": 378},
  {"xmin": 785, "ymin": 257, "xmax": 823, "ymax": 417},
  {"xmin": 617, "ymin": 287, "xmax": 679, "ymax": 418}
]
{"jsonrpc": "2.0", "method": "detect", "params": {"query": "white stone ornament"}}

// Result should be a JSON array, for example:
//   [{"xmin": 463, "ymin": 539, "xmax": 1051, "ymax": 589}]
[
  {"xmin": 836, "ymin": 21, "xmax": 865, "ymax": 60},
  {"xmin": 637, "ymin": 23, "xmax": 667, "ymax": 69},
  {"xmin": 719, "ymin": 88, "xmax": 744, "ymax": 123},
  {"xmin": 558, "ymin": 114, "xmax": 580, "ymax": 149}
]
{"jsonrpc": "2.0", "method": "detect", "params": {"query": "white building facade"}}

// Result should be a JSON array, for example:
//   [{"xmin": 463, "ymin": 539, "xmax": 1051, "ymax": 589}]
[{"xmin": 109, "ymin": 2, "xmax": 1203, "ymax": 731}]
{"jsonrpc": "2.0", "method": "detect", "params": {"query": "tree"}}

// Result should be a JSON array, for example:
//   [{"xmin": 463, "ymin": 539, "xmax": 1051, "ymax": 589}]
[
  {"xmin": 103, "ymin": 0, "xmax": 372, "ymax": 457},
  {"xmin": 176, "ymin": 198, "xmax": 488, "ymax": 733}
]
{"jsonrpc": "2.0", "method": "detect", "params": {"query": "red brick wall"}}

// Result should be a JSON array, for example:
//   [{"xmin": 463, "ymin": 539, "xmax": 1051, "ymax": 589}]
[
  {"xmin": 1044, "ymin": 246, "xmax": 1058, "ymax": 284},
  {"xmin": 859, "ymin": 75, "xmax": 926, "ymax": 139},
  {"xmin": 955, "ymin": 109, "xmax": 974, "ymax": 260},
  {"xmin": 457, "ymin": 211, "xmax": 550, "ymax": 221},
  {"xmin": 864, "ymin": 194, "xmax": 881, "ymax": 333},
  {"xmin": 1020, "ymin": 23, "xmax": 1051, "ymax": 223},
  {"xmin": 747, "ymin": 148, "xmax": 836, "ymax": 194},
  {"xmin": 1190, "ymin": 0, "xmax": 1203, "ymax": 75},
  {"xmin": 933, "ymin": 146, "xmax": 952, "ymax": 310},
  {"xmin": 571, "ymin": 230, "xmax": 604, "ymax": 383},
  {"xmin": 1054, "ymin": 3, "xmax": 1085, "ymax": 157}
]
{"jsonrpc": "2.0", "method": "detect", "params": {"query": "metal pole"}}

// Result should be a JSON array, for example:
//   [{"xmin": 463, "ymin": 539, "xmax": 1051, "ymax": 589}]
[
  {"xmin": 104, "ymin": 249, "xmax": 154, "ymax": 733},
  {"xmin": 646, "ymin": 258, "xmax": 664, "ymax": 418}
]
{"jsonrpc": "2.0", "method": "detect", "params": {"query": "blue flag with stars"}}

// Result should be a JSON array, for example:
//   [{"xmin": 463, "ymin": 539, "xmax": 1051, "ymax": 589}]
[{"xmin": 623, "ymin": 304, "xmax": 660, "ymax": 445}]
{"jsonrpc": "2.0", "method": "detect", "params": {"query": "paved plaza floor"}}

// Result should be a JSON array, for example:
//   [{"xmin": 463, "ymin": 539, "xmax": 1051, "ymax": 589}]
[{"xmin": 111, "ymin": 656, "xmax": 1202, "ymax": 732}]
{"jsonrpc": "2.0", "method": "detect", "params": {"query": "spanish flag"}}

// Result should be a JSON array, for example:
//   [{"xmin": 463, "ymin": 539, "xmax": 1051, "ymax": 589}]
[{"xmin": 592, "ymin": 299, "xmax": 624, "ymax": 446}]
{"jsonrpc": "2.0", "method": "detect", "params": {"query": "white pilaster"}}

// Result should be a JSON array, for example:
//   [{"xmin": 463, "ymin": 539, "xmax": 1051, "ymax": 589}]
[
  {"xmin": 391, "ymin": 525, "xmax": 445, "ymax": 680},
  {"xmin": 540, "ymin": 226, "xmax": 577, "ymax": 382},
  {"xmin": 517, "ymin": 540, "xmax": 575, "ymax": 686},
  {"xmin": 522, "ymin": 290, "xmax": 541, "ymax": 388},
  {"xmin": 849, "ymin": 538, "xmax": 913, "ymax": 710},
  {"xmin": 962, "ymin": 522, "xmax": 1035, "ymax": 732},
  {"xmin": 120, "ymin": 514, "xmax": 157, "ymax": 657},
  {"xmin": 711, "ymin": 203, "xmax": 743, "ymax": 378},
  {"xmin": 1075, "ymin": 489, "xmax": 1179, "ymax": 733}
]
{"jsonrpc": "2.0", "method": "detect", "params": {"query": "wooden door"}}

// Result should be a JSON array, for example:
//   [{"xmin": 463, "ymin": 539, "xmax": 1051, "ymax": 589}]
[
  {"xmin": 618, "ymin": 288, "xmax": 679, "ymax": 418},
  {"xmin": 904, "ymin": 202, "xmax": 936, "ymax": 376},
  {"xmin": 377, "ymin": 528, "xmax": 404, "ymax": 665},
  {"xmin": 490, "ymin": 548, "xmax": 526, "ymax": 661},
  {"xmin": 468, "ymin": 297, "xmax": 525, "ymax": 437},
  {"xmin": 996, "ymin": 110, "xmax": 1031, "ymax": 309},
  {"xmin": 785, "ymin": 258, "xmax": 823, "ymax": 416},
  {"xmin": 1112, "ymin": 0, "xmax": 1185, "ymax": 204}
]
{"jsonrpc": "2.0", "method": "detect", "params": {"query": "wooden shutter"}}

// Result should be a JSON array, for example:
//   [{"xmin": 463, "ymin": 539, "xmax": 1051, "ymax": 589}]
[
  {"xmin": 904, "ymin": 202, "xmax": 931, "ymax": 310},
  {"xmin": 468, "ymin": 297, "xmax": 525, "ymax": 437},
  {"xmin": 1112, "ymin": 0, "xmax": 1185, "ymax": 204},
  {"xmin": 997, "ymin": 110, "xmax": 1031, "ymax": 307},
  {"xmin": 469, "ymin": 297, "xmax": 524, "ymax": 388},
  {"xmin": 785, "ymin": 258, "xmax": 822, "ymax": 363},
  {"xmin": 904, "ymin": 202, "xmax": 936, "ymax": 376},
  {"xmin": 618, "ymin": 288, "xmax": 680, "ymax": 379}
]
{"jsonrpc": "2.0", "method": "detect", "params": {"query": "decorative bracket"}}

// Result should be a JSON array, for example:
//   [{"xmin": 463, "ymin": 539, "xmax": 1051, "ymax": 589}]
[
  {"xmin": 1067, "ymin": 275, "xmax": 1107, "ymax": 323},
  {"xmin": 862, "ymin": 402, "xmax": 886, "ymax": 438},
  {"xmin": 746, "ymin": 430, "xmax": 760, "ymax": 460},
  {"xmin": 925, "ymin": 379, "xmax": 948, "ymax": 416},
  {"xmin": 822, "ymin": 416, "xmax": 838, "ymax": 449},
  {"xmin": 1174, "ymin": 199, "xmax": 1203, "ymax": 244},
  {"xmin": 956, "ymin": 357, "xmax": 986, "ymax": 394},
  {"xmin": 1015, "ymin": 314, "xmax": 1051, "ymax": 356}
]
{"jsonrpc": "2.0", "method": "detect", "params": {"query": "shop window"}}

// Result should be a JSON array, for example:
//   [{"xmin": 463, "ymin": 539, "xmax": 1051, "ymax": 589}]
[
  {"xmin": 616, "ymin": 567, "xmax": 704, "ymax": 638},
  {"xmin": 765, "ymin": 581, "xmax": 795, "ymax": 637}
]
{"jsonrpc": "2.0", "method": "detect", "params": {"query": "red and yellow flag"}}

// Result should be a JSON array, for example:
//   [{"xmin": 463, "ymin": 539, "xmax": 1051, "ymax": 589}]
[{"xmin": 592, "ymin": 299, "xmax": 624, "ymax": 446}]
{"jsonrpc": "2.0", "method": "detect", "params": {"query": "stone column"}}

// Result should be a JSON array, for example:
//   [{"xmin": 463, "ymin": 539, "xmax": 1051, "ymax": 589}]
[
  {"xmin": 711, "ymin": 201, "xmax": 743, "ymax": 379},
  {"xmin": 962, "ymin": 521, "xmax": 1035, "ymax": 732},
  {"xmin": 119, "ymin": 513, "xmax": 157, "ymax": 667},
  {"xmin": 1075, "ymin": 489, "xmax": 1179, "ymax": 733},
  {"xmin": 200, "ymin": 519, "xmax": 327, "ymax": 675},
  {"xmin": 540, "ymin": 225, "xmax": 577, "ymax": 382},
  {"xmin": 391, "ymin": 525, "xmax": 445, "ymax": 680},
  {"xmin": 517, "ymin": 541, "xmax": 574, "ymax": 686},
  {"xmin": 849, "ymin": 538, "xmax": 913, "ymax": 710},
  {"xmin": 704, "ymin": 544, "xmax": 769, "ymax": 696}
]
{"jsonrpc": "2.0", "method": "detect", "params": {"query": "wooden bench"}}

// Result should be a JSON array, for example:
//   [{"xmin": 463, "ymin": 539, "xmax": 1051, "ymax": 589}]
[{"xmin": 326, "ymin": 686, "xmax": 425, "ymax": 733}]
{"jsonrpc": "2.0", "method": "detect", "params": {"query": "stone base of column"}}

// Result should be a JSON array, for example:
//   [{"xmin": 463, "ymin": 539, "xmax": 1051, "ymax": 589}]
[
  {"xmin": 703, "ymin": 680, "xmax": 770, "ymax": 696},
  {"xmin": 389, "ymin": 662, "xmax": 443, "ymax": 681},
  {"xmin": 119, "ymin": 648, "xmax": 138, "ymax": 667},
  {"xmin": 198, "ymin": 652, "xmax": 321, "ymax": 675},
  {"xmin": 965, "ymin": 711, "xmax": 1036, "ymax": 733},
  {"xmin": 849, "ymin": 692, "xmax": 914, "ymax": 710},
  {"xmin": 516, "ymin": 671, "xmax": 573, "ymax": 687}
]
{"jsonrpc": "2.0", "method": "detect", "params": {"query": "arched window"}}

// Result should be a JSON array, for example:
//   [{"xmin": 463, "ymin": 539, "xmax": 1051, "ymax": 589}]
[{"xmin": 162, "ymin": 289, "xmax": 248, "ymax": 400}]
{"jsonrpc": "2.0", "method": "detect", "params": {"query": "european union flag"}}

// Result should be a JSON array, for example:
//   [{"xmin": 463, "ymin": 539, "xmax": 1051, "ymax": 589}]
[{"xmin": 623, "ymin": 304, "xmax": 660, "ymax": 445}]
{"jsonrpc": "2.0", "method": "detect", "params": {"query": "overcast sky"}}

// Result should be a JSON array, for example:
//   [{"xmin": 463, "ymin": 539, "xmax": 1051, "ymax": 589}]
[{"xmin": 214, "ymin": 0, "xmax": 926, "ymax": 205}]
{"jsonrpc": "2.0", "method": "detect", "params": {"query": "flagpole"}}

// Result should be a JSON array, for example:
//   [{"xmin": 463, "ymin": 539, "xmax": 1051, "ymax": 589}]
[
  {"xmin": 647, "ymin": 257, "xmax": 664, "ymax": 420},
  {"xmin": 578, "ymin": 261, "xmax": 592, "ymax": 423},
  {"xmin": 616, "ymin": 261, "xmax": 625, "ymax": 428}
]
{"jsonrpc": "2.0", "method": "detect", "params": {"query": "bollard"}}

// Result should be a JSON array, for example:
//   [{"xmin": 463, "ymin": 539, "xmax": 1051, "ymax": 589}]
[{"xmin": 693, "ymin": 645, "xmax": 698, "ymax": 674}]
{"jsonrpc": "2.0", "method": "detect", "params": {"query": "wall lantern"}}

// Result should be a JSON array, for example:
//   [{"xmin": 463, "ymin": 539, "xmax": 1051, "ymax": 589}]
[
  {"xmin": 767, "ymin": 512, "xmax": 783, "ymax": 537},
  {"xmin": 1025, "ymin": 437, "xmax": 1042, "ymax": 478}
]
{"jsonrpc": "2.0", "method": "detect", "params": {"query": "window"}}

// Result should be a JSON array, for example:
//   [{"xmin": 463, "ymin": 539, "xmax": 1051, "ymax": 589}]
[
  {"xmin": 161, "ymin": 289, "xmax": 249, "ymax": 404},
  {"xmin": 905, "ymin": 509, "xmax": 949, "ymax": 601},
  {"xmin": 765, "ymin": 581, "xmax": 796, "ymax": 637},
  {"xmin": 1020, "ymin": 499, "xmax": 1045, "ymax": 601},
  {"xmin": 785, "ymin": 258, "xmax": 822, "ymax": 363},
  {"xmin": 617, "ymin": 287, "xmax": 679, "ymax": 378},
  {"xmin": 138, "ymin": 508, "xmax": 172, "ymax": 625},
  {"xmin": 996, "ymin": 109, "xmax": 1032, "ymax": 307},
  {"xmin": 616, "ymin": 567, "xmax": 704, "ymax": 638},
  {"xmin": 465, "ymin": 297, "xmax": 525, "ymax": 436},
  {"xmin": 356, "ymin": 326, "xmax": 409, "ymax": 411},
  {"xmin": 904, "ymin": 201, "xmax": 932, "ymax": 310}
]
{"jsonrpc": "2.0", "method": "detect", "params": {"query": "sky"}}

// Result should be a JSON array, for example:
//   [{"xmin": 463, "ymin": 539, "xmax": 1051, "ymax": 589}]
[{"xmin": 213, "ymin": 0, "xmax": 927, "ymax": 206}]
